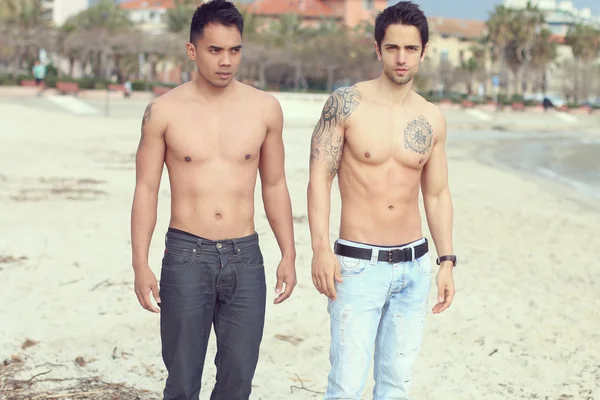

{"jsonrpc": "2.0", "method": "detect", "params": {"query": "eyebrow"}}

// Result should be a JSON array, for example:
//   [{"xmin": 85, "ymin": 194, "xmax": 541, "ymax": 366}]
[
  {"xmin": 208, "ymin": 45, "xmax": 243, "ymax": 50},
  {"xmin": 383, "ymin": 43, "xmax": 420, "ymax": 48}
]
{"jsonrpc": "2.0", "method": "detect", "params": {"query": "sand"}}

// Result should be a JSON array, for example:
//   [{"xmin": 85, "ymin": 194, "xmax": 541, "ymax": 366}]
[{"xmin": 1, "ymin": 96, "xmax": 599, "ymax": 400}]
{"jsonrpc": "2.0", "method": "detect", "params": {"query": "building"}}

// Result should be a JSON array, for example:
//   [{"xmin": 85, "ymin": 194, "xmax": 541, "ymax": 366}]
[
  {"xmin": 119, "ymin": 0, "xmax": 174, "ymax": 32},
  {"xmin": 503, "ymin": 0, "xmax": 600, "ymax": 35},
  {"xmin": 245, "ymin": 0, "xmax": 388, "ymax": 28},
  {"xmin": 427, "ymin": 17, "xmax": 486, "ymax": 67},
  {"xmin": 41, "ymin": 0, "xmax": 89, "ymax": 26}
]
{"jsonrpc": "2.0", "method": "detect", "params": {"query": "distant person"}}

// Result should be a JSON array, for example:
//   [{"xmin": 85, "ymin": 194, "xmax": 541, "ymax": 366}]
[
  {"xmin": 543, "ymin": 96, "xmax": 554, "ymax": 113},
  {"xmin": 129, "ymin": 1, "xmax": 297, "ymax": 399},
  {"xmin": 32, "ymin": 60, "xmax": 46, "ymax": 96},
  {"xmin": 123, "ymin": 76, "xmax": 132, "ymax": 98},
  {"xmin": 307, "ymin": 1, "xmax": 457, "ymax": 399}
]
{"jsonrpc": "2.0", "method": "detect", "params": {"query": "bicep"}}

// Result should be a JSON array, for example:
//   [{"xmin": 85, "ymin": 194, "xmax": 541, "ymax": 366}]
[
  {"xmin": 421, "ymin": 140, "xmax": 448, "ymax": 197},
  {"xmin": 309, "ymin": 101, "xmax": 345, "ymax": 179},
  {"xmin": 135, "ymin": 102, "xmax": 166, "ymax": 191},
  {"xmin": 421, "ymin": 114, "xmax": 449, "ymax": 197},
  {"xmin": 259, "ymin": 99, "xmax": 286, "ymax": 186}
]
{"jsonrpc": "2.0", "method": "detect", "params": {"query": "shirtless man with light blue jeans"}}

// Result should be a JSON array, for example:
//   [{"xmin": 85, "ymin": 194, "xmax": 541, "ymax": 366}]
[{"xmin": 307, "ymin": 2, "xmax": 457, "ymax": 399}]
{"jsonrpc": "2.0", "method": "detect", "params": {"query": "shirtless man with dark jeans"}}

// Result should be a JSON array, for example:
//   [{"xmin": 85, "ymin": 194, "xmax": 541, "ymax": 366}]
[
  {"xmin": 130, "ymin": 1, "xmax": 297, "ymax": 399},
  {"xmin": 308, "ymin": 2, "xmax": 456, "ymax": 399}
]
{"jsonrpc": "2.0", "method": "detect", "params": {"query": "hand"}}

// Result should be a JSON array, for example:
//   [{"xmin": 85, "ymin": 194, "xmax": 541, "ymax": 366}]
[
  {"xmin": 274, "ymin": 258, "xmax": 297, "ymax": 304},
  {"xmin": 134, "ymin": 266, "xmax": 160, "ymax": 313},
  {"xmin": 311, "ymin": 250, "xmax": 343, "ymax": 300},
  {"xmin": 432, "ymin": 263, "xmax": 455, "ymax": 314}
]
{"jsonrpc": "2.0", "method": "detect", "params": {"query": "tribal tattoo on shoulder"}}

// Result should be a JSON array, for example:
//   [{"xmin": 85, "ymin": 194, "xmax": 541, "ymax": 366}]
[
  {"xmin": 404, "ymin": 115, "xmax": 433, "ymax": 155},
  {"xmin": 138, "ymin": 102, "xmax": 154, "ymax": 150},
  {"xmin": 310, "ymin": 86, "xmax": 362, "ymax": 176}
]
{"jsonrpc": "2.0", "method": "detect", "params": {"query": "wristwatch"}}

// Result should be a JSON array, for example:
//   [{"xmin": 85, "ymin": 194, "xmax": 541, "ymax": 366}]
[{"xmin": 436, "ymin": 255, "xmax": 457, "ymax": 267}]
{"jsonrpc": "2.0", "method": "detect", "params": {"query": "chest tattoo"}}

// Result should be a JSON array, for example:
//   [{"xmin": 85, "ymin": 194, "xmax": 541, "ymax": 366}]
[{"xmin": 404, "ymin": 115, "xmax": 433, "ymax": 155}]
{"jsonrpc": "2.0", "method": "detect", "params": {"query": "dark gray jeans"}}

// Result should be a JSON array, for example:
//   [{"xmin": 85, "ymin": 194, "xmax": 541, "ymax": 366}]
[{"xmin": 158, "ymin": 228, "xmax": 266, "ymax": 400}]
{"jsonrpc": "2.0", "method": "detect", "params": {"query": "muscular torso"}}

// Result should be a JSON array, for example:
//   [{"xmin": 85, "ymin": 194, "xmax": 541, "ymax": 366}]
[
  {"xmin": 163, "ymin": 84, "xmax": 267, "ymax": 240},
  {"xmin": 338, "ymin": 83, "xmax": 436, "ymax": 245}
]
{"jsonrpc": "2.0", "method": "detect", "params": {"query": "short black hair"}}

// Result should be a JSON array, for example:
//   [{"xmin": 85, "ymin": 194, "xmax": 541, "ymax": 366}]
[
  {"xmin": 189, "ymin": 0, "xmax": 244, "ymax": 44},
  {"xmin": 374, "ymin": 1, "xmax": 429, "ymax": 53}
]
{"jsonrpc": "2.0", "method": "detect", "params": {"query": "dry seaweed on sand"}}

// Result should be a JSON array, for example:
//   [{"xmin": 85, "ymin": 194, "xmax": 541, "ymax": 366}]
[{"xmin": 1, "ymin": 355, "xmax": 158, "ymax": 400}]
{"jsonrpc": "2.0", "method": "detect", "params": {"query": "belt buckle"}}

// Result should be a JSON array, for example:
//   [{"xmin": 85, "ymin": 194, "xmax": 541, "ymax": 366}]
[{"xmin": 405, "ymin": 246, "xmax": 415, "ymax": 261}]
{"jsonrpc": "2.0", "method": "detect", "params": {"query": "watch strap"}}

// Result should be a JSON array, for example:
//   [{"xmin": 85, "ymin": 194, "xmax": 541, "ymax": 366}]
[{"xmin": 436, "ymin": 255, "xmax": 457, "ymax": 266}]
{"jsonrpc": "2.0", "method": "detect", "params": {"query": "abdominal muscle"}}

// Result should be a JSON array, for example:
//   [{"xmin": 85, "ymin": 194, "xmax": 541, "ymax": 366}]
[
  {"xmin": 337, "ymin": 161, "xmax": 424, "ymax": 246},
  {"xmin": 166, "ymin": 162, "xmax": 258, "ymax": 241}
]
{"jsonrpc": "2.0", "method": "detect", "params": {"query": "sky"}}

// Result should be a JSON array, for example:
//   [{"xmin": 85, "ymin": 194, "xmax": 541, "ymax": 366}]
[{"xmin": 387, "ymin": 0, "xmax": 600, "ymax": 20}]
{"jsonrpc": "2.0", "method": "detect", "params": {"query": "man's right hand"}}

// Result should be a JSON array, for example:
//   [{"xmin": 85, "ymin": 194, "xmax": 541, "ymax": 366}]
[
  {"xmin": 311, "ymin": 250, "xmax": 343, "ymax": 300},
  {"xmin": 134, "ymin": 266, "xmax": 161, "ymax": 313}
]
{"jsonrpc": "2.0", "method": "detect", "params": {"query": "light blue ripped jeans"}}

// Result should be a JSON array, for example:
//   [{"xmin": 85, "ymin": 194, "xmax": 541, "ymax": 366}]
[{"xmin": 325, "ymin": 237, "xmax": 432, "ymax": 400}]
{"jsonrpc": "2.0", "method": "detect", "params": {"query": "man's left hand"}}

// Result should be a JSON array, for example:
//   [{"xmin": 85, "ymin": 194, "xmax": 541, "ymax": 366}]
[
  {"xmin": 432, "ymin": 263, "xmax": 455, "ymax": 314},
  {"xmin": 274, "ymin": 258, "xmax": 297, "ymax": 304}
]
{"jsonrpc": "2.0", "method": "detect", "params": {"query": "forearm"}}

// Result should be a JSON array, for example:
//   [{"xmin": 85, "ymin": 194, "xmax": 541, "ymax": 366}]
[
  {"xmin": 307, "ymin": 177, "xmax": 333, "ymax": 252},
  {"xmin": 424, "ymin": 188, "xmax": 454, "ymax": 258},
  {"xmin": 130, "ymin": 187, "xmax": 159, "ymax": 271},
  {"xmin": 262, "ymin": 182, "xmax": 296, "ymax": 260}
]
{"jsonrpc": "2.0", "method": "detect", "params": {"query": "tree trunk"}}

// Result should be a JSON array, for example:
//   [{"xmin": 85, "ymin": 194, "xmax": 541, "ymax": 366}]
[
  {"xmin": 293, "ymin": 63, "xmax": 301, "ymax": 91},
  {"xmin": 258, "ymin": 63, "xmax": 267, "ymax": 89},
  {"xmin": 327, "ymin": 66, "xmax": 337, "ymax": 93}
]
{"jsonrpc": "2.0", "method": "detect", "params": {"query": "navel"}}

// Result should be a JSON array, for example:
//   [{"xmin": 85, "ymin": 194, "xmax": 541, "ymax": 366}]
[
  {"xmin": 245, "ymin": 154, "xmax": 251, "ymax": 160},
  {"xmin": 388, "ymin": 205, "xmax": 394, "ymax": 210},
  {"xmin": 184, "ymin": 156, "xmax": 191, "ymax": 162},
  {"xmin": 215, "ymin": 213, "xmax": 222, "ymax": 220},
  {"xmin": 365, "ymin": 152, "xmax": 371, "ymax": 158}
]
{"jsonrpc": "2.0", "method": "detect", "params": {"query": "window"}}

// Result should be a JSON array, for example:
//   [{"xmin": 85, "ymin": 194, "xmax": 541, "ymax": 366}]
[
  {"xmin": 440, "ymin": 50, "xmax": 449, "ymax": 61},
  {"xmin": 363, "ymin": 0, "xmax": 374, "ymax": 10}
]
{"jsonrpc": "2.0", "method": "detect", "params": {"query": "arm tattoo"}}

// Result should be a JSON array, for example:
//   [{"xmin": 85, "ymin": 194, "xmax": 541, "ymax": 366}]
[
  {"xmin": 138, "ymin": 102, "xmax": 154, "ymax": 149},
  {"xmin": 404, "ymin": 115, "xmax": 433, "ymax": 155},
  {"xmin": 310, "ymin": 86, "xmax": 362, "ymax": 175}
]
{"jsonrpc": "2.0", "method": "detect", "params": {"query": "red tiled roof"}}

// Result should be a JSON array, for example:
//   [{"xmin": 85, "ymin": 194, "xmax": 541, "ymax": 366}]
[
  {"xmin": 247, "ymin": 0, "xmax": 343, "ymax": 19},
  {"xmin": 428, "ymin": 17, "xmax": 486, "ymax": 39},
  {"xmin": 549, "ymin": 34, "xmax": 566, "ymax": 44},
  {"xmin": 120, "ymin": 0, "xmax": 176, "ymax": 10}
]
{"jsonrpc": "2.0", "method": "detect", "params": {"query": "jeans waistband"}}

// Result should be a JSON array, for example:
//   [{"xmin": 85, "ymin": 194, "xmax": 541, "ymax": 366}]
[
  {"xmin": 336, "ymin": 237, "xmax": 426, "ymax": 252},
  {"xmin": 166, "ymin": 227, "xmax": 259, "ymax": 252}
]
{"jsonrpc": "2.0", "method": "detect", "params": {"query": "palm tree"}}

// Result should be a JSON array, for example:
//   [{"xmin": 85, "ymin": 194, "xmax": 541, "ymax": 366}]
[
  {"xmin": 528, "ymin": 28, "xmax": 556, "ymax": 95},
  {"xmin": 62, "ymin": 0, "xmax": 133, "ymax": 79},
  {"xmin": 486, "ymin": 3, "xmax": 548, "ymax": 96},
  {"xmin": 565, "ymin": 24, "xmax": 600, "ymax": 102},
  {"xmin": 486, "ymin": 4, "xmax": 513, "ymax": 93},
  {"xmin": 266, "ymin": 13, "xmax": 311, "ymax": 90},
  {"xmin": 164, "ymin": 0, "xmax": 196, "ymax": 35},
  {"xmin": 0, "ymin": 0, "xmax": 55, "ymax": 74}
]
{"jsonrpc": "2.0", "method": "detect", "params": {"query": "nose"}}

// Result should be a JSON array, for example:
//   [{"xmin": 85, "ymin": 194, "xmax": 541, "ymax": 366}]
[
  {"xmin": 397, "ymin": 50, "xmax": 407, "ymax": 65},
  {"xmin": 220, "ymin": 52, "xmax": 231, "ymax": 67}
]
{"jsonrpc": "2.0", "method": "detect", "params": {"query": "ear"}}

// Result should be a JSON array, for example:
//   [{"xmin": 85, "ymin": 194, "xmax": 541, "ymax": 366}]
[
  {"xmin": 374, "ymin": 41, "xmax": 382, "ymax": 61},
  {"xmin": 420, "ymin": 43, "xmax": 428, "ymax": 62},
  {"xmin": 186, "ymin": 42, "xmax": 197, "ymax": 61}
]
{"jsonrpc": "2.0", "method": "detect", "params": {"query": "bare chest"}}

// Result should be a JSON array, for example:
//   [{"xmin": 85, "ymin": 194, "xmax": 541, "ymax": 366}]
[
  {"xmin": 166, "ymin": 110, "xmax": 266, "ymax": 164},
  {"xmin": 345, "ymin": 113, "xmax": 435, "ymax": 169}
]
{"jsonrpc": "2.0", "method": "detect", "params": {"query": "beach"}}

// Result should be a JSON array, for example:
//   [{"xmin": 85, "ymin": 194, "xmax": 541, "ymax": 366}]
[{"xmin": 1, "ymin": 93, "xmax": 599, "ymax": 400}]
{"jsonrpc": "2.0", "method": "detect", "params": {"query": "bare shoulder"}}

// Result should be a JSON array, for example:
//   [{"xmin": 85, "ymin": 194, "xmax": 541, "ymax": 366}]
[
  {"xmin": 331, "ymin": 84, "xmax": 364, "ymax": 106},
  {"xmin": 413, "ymin": 93, "xmax": 447, "ymax": 141},
  {"xmin": 142, "ymin": 84, "xmax": 187, "ymax": 123},
  {"xmin": 319, "ymin": 84, "xmax": 364, "ymax": 124}
]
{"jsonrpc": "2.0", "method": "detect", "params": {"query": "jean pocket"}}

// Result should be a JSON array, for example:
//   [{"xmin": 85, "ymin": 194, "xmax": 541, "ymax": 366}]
[
  {"xmin": 338, "ymin": 256, "xmax": 369, "ymax": 277},
  {"xmin": 414, "ymin": 254, "xmax": 432, "ymax": 276},
  {"xmin": 236, "ymin": 246, "xmax": 264, "ymax": 268},
  {"xmin": 162, "ymin": 244, "xmax": 197, "ymax": 269}
]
